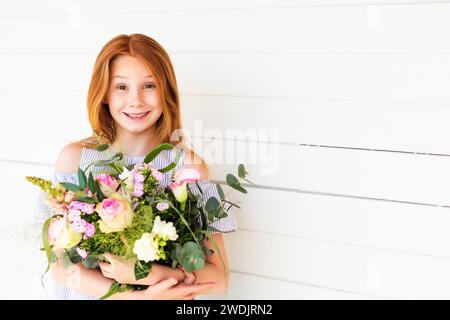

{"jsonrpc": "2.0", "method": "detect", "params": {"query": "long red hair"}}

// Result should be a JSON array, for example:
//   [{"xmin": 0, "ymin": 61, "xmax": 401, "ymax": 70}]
[{"xmin": 80, "ymin": 34, "xmax": 207, "ymax": 174}]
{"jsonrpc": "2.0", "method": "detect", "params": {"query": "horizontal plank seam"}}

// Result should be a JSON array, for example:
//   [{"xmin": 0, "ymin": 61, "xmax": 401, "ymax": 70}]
[
  {"xmin": 1, "ymin": 1, "xmax": 450, "ymax": 20},
  {"xmin": 229, "ymin": 269, "xmax": 388, "ymax": 299},
  {"xmin": 1, "ymin": 158, "xmax": 449, "ymax": 208},
  {"xmin": 234, "ymin": 227, "xmax": 450, "ymax": 260}
]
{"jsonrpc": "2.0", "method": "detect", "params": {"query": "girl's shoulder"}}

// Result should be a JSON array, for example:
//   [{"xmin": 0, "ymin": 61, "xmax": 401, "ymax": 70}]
[
  {"xmin": 181, "ymin": 148, "xmax": 209, "ymax": 180},
  {"xmin": 55, "ymin": 140, "xmax": 84, "ymax": 174}
]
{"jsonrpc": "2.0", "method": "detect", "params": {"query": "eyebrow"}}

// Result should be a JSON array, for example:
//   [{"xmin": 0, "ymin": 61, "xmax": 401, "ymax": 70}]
[{"xmin": 112, "ymin": 75, "xmax": 154, "ymax": 79}]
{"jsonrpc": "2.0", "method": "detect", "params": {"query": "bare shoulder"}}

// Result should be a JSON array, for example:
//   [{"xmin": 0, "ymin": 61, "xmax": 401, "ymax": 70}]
[
  {"xmin": 55, "ymin": 141, "xmax": 84, "ymax": 173},
  {"xmin": 182, "ymin": 148, "xmax": 209, "ymax": 180}
]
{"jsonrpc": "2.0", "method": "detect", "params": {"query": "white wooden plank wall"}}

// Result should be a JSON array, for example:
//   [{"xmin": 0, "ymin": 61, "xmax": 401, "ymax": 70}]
[{"xmin": 1, "ymin": 0, "xmax": 450, "ymax": 299}]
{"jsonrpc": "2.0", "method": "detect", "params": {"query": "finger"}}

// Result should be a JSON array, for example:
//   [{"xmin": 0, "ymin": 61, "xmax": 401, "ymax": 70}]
[
  {"xmin": 185, "ymin": 282, "xmax": 216, "ymax": 294},
  {"xmin": 103, "ymin": 253, "xmax": 115, "ymax": 263},
  {"xmin": 182, "ymin": 293, "xmax": 196, "ymax": 300},
  {"xmin": 100, "ymin": 267, "xmax": 113, "ymax": 279},
  {"xmin": 184, "ymin": 272, "xmax": 196, "ymax": 285},
  {"xmin": 99, "ymin": 262, "xmax": 111, "ymax": 272},
  {"xmin": 147, "ymin": 277, "xmax": 178, "ymax": 293}
]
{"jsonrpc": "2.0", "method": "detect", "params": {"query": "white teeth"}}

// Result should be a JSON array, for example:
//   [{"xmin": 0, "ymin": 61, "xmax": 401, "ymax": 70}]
[{"xmin": 125, "ymin": 112, "xmax": 149, "ymax": 118}]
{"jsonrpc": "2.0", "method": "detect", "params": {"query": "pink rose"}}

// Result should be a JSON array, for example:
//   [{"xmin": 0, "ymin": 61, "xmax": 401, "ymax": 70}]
[
  {"xmin": 95, "ymin": 192, "xmax": 134, "ymax": 233},
  {"xmin": 96, "ymin": 174, "xmax": 119, "ymax": 197},
  {"xmin": 48, "ymin": 216, "xmax": 82, "ymax": 250}
]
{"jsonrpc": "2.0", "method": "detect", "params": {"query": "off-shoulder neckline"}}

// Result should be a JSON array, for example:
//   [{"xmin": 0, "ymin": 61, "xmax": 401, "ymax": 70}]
[{"xmin": 82, "ymin": 147, "xmax": 147, "ymax": 159}]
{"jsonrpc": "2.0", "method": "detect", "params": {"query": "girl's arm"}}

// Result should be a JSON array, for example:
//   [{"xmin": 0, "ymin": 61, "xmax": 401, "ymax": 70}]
[
  {"xmin": 189, "ymin": 233, "xmax": 230, "ymax": 295},
  {"xmin": 50, "ymin": 250, "xmax": 128, "ymax": 299},
  {"xmin": 99, "ymin": 255, "xmax": 188, "ymax": 286}
]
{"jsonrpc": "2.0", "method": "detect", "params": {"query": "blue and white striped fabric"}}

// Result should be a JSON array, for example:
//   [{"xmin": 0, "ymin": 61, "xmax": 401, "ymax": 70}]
[{"xmin": 34, "ymin": 146, "xmax": 236, "ymax": 300}]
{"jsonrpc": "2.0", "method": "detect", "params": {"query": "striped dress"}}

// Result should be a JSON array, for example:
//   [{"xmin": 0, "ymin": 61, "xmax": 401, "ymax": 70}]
[{"xmin": 34, "ymin": 146, "xmax": 237, "ymax": 300}]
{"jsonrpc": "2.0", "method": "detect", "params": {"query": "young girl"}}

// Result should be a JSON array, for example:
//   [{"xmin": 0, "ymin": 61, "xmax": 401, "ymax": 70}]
[{"xmin": 35, "ymin": 33, "xmax": 236, "ymax": 300}]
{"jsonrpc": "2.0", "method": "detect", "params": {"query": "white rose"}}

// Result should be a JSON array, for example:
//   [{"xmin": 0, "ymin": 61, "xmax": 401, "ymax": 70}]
[
  {"xmin": 152, "ymin": 216, "xmax": 178, "ymax": 241},
  {"xmin": 133, "ymin": 233, "xmax": 160, "ymax": 263}
]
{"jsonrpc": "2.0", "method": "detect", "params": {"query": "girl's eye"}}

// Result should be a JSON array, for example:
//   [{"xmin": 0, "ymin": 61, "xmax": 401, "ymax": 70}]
[
  {"xmin": 144, "ymin": 83, "xmax": 156, "ymax": 89},
  {"xmin": 116, "ymin": 85, "xmax": 127, "ymax": 90}
]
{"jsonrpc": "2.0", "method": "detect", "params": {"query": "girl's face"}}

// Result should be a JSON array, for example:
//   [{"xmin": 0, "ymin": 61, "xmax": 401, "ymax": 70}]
[{"xmin": 105, "ymin": 55, "xmax": 163, "ymax": 135}]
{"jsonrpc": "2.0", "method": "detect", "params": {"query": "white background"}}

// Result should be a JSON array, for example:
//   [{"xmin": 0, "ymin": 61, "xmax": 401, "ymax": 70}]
[{"xmin": 1, "ymin": 0, "xmax": 450, "ymax": 299}]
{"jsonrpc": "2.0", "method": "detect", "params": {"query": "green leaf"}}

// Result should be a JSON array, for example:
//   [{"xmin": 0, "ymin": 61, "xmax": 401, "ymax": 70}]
[
  {"xmin": 134, "ymin": 260, "xmax": 152, "ymax": 280},
  {"xmin": 75, "ymin": 197, "xmax": 97, "ymax": 204},
  {"xmin": 94, "ymin": 160, "xmax": 112, "ymax": 167},
  {"xmin": 42, "ymin": 218, "xmax": 52, "ymax": 274},
  {"xmin": 216, "ymin": 184, "xmax": 225, "ymax": 201},
  {"xmin": 111, "ymin": 152, "xmax": 124, "ymax": 162},
  {"xmin": 159, "ymin": 148, "xmax": 181, "ymax": 173},
  {"xmin": 82, "ymin": 256, "xmax": 100, "ymax": 269},
  {"xmin": 99, "ymin": 282, "xmax": 134, "ymax": 300},
  {"xmin": 177, "ymin": 242, "xmax": 205, "ymax": 273},
  {"xmin": 61, "ymin": 250, "xmax": 74, "ymax": 268},
  {"xmin": 67, "ymin": 247, "xmax": 82, "ymax": 264},
  {"xmin": 73, "ymin": 190, "xmax": 87, "ymax": 198},
  {"xmin": 141, "ymin": 205, "xmax": 153, "ymax": 232},
  {"xmin": 95, "ymin": 144, "xmax": 110, "ymax": 152},
  {"xmin": 205, "ymin": 197, "xmax": 223, "ymax": 220},
  {"xmin": 60, "ymin": 182, "xmax": 81, "ymax": 192},
  {"xmin": 88, "ymin": 172, "xmax": 96, "ymax": 195},
  {"xmin": 78, "ymin": 168, "xmax": 87, "ymax": 190},
  {"xmin": 95, "ymin": 180, "xmax": 104, "ymax": 202},
  {"xmin": 205, "ymin": 231, "xmax": 228, "ymax": 278},
  {"xmin": 223, "ymin": 199, "xmax": 241, "ymax": 209},
  {"xmin": 226, "ymin": 174, "xmax": 247, "ymax": 194},
  {"xmin": 144, "ymin": 143, "xmax": 173, "ymax": 164},
  {"xmin": 238, "ymin": 164, "xmax": 248, "ymax": 179}
]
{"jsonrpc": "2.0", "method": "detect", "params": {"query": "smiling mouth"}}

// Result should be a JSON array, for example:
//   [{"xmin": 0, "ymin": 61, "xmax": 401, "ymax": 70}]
[{"xmin": 123, "ymin": 111, "xmax": 150, "ymax": 120}]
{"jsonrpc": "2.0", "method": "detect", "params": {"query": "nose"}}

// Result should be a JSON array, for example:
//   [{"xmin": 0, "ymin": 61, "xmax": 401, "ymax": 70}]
[{"xmin": 127, "ymin": 87, "xmax": 144, "ymax": 108}]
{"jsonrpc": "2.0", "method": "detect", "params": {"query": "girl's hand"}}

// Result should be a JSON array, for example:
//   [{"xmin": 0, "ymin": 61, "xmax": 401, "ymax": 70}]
[
  {"xmin": 99, "ymin": 253, "xmax": 188, "ymax": 286},
  {"xmin": 99, "ymin": 253, "xmax": 138, "ymax": 284},
  {"xmin": 136, "ymin": 278, "xmax": 216, "ymax": 300}
]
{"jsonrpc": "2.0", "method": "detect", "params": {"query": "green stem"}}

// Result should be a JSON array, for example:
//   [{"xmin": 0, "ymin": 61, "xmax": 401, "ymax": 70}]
[{"xmin": 180, "ymin": 201, "xmax": 186, "ymax": 212}]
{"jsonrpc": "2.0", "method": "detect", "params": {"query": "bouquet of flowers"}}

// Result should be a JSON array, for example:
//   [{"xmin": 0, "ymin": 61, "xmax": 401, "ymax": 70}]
[{"xmin": 27, "ymin": 143, "xmax": 251, "ymax": 299}]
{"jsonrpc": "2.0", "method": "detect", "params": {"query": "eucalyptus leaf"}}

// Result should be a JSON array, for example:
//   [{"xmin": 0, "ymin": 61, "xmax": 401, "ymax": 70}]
[
  {"xmin": 205, "ymin": 197, "xmax": 223, "ymax": 220},
  {"xmin": 238, "ymin": 164, "xmax": 248, "ymax": 179},
  {"xmin": 61, "ymin": 250, "xmax": 74, "ymax": 268},
  {"xmin": 177, "ymin": 241, "xmax": 205, "ymax": 273},
  {"xmin": 216, "ymin": 184, "xmax": 225, "ymax": 201},
  {"xmin": 66, "ymin": 247, "xmax": 82, "ymax": 264},
  {"xmin": 226, "ymin": 174, "xmax": 247, "ymax": 194},
  {"xmin": 82, "ymin": 256, "xmax": 100, "ymax": 269}
]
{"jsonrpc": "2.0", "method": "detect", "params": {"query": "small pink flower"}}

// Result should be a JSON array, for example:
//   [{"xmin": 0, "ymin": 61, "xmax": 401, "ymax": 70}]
[
  {"xmin": 76, "ymin": 247, "xmax": 88, "ymax": 259},
  {"xmin": 84, "ymin": 222, "xmax": 95, "ymax": 238},
  {"xmin": 69, "ymin": 201, "xmax": 95, "ymax": 215},
  {"xmin": 68, "ymin": 209, "xmax": 82, "ymax": 222},
  {"xmin": 156, "ymin": 202, "xmax": 169, "ymax": 212},
  {"xmin": 71, "ymin": 219, "xmax": 87, "ymax": 233},
  {"xmin": 152, "ymin": 170, "xmax": 164, "ymax": 181}
]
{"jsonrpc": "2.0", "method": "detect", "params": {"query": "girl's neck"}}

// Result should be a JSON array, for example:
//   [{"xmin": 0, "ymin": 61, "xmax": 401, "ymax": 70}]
[{"xmin": 109, "ymin": 125, "xmax": 160, "ymax": 157}]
